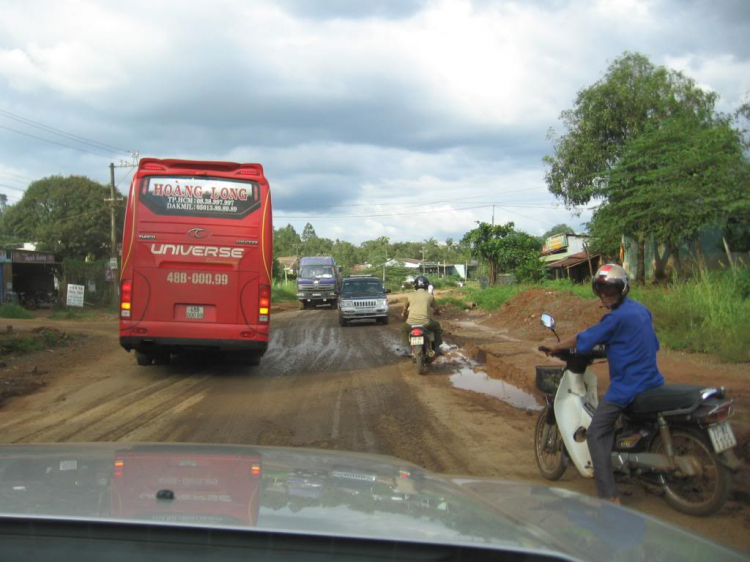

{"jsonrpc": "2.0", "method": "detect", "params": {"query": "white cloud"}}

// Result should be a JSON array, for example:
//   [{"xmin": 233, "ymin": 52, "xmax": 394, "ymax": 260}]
[{"xmin": 0, "ymin": 0, "xmax": 747, "ymax": 246}]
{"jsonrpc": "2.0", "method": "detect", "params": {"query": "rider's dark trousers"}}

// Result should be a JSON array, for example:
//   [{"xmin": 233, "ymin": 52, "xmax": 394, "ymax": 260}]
[{"xmin": 587, "ymin": 400, "xmax": 625, "ymax": 499}]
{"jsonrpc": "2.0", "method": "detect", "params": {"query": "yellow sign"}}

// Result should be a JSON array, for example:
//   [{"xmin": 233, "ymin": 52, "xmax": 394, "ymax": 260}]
[{"xmin": 544, "ymin": 234, "xmax": 568, "ymax": 252}]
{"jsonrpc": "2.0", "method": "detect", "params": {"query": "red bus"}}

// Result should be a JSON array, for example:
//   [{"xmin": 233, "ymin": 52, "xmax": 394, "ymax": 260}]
[
  {"xmin": 119, "ymin": 158, "xmax": 273, "ymax": 366},
  {"xmin": 111, "ymin": 445, "xmax": 262, "ymax": 527}
]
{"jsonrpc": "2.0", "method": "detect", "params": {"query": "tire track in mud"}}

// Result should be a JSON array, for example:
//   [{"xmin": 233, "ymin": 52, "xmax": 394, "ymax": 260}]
[{"xmin": 7, "ymin": 371, "xmax": 214, "ymax": 443}]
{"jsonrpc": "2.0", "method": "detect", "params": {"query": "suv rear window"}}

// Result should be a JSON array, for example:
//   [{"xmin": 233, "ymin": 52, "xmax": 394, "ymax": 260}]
[{"xmin": 139, "ymin": 176, "xmax": 261, "ymax": 219}]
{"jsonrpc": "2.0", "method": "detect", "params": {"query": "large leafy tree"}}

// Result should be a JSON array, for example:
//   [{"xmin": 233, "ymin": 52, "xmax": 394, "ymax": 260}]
[
  {"xmin": 543, "ymin": 52, "xmax": 720, "ymax": 282},
  {"xmin": 0, "ymin": 175, "xmax": 122, "ymax": 259},
  {"xmin": 462, "ymin": 222, "xmax": 541, "ymax": 283},
  {"xmin": 593, "ymin": 116, "xmax": 748, "ymax": 276},
  {"xmin": 542, "ymin": 224, "xmax": 576, "ymax": 239},
  {"xmin": 274, "ymin": 224, "xmax": 302, "ymax": 256}
]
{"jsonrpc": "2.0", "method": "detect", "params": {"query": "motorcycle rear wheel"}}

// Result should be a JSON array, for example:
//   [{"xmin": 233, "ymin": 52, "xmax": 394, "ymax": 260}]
[
  {"xmin": 650, "ymin": 428, "xmax": 731, "ymax": 516},
  {"xmin": 534, "ymin": 407, "xmax": 567, "ymax": 480},
  {"xmin": 415, "ymin": 351, "xmax": 426, "ymax": 375}
]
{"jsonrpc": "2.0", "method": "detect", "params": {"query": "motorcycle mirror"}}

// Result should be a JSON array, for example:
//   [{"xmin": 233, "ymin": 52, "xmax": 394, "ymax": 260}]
[{"xmin": 540, "ymin": 313, "xmax": 556, "ymax": 330}]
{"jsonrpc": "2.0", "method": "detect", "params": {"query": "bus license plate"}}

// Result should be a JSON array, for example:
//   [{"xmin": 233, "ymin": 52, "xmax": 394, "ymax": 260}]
[
  {"xmin": 708, "ymin": 422, "xmax": 736, "ymax": 453},
  {"xmin": 410, "ymin": 337, "xmax": 424, "ymax": 345},
  {"xmin": 186, "ymin": 306, "xmax": 204, "ymax": 319}
]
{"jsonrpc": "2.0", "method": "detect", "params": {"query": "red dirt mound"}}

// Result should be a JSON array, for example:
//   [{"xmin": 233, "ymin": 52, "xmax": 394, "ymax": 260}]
[{"xmin": 480, "ymin": 288, "xmax": 607, "ymax": 339}]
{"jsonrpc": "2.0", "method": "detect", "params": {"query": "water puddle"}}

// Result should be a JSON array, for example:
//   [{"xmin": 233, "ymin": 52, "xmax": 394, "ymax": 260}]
[{"xmin": 446, "ymin": 353, "xmax": 541, "ymax": 411}]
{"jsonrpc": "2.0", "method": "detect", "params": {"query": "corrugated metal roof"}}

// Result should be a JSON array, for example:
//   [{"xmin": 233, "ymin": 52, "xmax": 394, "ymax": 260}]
[{"xmin": 546, "ymin": 251, "xmax": 599, "ymax": 269}]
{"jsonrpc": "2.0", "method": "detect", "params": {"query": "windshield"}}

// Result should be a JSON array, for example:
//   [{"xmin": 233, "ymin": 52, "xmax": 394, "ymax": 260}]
[
  {"xmin": 342, "ymin": 280, "xmax": 385, "ymax": 295},
  {"xmin": 299, "ymin": 266, "xmax": 335, "ymax": 279},
  {"xmin": 1, "ymin": 1, "xmax": 747, "ymax": 558}
]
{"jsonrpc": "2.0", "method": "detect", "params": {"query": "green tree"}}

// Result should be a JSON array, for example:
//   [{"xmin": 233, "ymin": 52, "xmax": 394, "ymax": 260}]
[
  {"xmin": 543, "ymin": 52, "xmax": 719, "ymax": 282},
  {"xmin": 462, "ymin": 222, "xmax": 541, "ymax": 283},
  {"xmin": 331, "ymin": 239, "xmax": 360, "ymax": 273},
  {"xmin": 592, "ymin": 116, "xmax": 748, "ymax": 276},
  {"xmin": 0, "ymin": 175, "xmax": 122, "ymax": 259},
  {"xmin": 274, "ymin": 224, "xmax": 301, "ymax": 256},
  {"xmin": 541, "ymin": 223, "xmax": 576, "ymax": 239}
]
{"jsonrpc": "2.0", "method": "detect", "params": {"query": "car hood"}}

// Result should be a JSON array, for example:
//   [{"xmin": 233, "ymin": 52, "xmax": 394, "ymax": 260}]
[{"xmin": 0, "ymin": 443, "xmax": 741, "ymax": 562}]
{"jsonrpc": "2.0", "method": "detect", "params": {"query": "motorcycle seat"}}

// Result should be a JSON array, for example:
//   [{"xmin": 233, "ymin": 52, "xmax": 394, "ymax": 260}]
[{"xmin": 627, "ymin": 384, "xmax": 705, "ymax": 414}]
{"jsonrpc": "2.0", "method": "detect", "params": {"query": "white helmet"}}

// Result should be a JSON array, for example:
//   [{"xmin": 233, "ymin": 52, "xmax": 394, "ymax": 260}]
[{"xmin": 592, "ymin": 264, "xmax": 629, "ymax": 301}]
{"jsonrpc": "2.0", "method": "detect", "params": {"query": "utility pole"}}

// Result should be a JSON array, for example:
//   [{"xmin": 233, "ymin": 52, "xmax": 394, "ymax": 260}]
[
  {"xmin": 107, "ymin": 163, "xmax": 118, "ymax": 306},
  {"xmin": 491, "ymin": 205, "xmax": 495, "ymax": 226},
  {"xmin": 383, "ymin": 246, "xmax": 387, "ymax": 283}
]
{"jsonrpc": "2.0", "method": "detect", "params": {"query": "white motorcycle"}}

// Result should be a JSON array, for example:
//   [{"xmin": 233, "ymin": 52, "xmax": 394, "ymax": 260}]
[{"xmin": 534, "ymin": 313, "xmax": 740, "ymax": 516}]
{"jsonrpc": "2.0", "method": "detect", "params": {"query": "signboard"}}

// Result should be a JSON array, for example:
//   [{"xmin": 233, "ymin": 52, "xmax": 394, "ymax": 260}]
[
  {"xmin": 139, "ymin": 177, "xmax": 261, "ymax": 220},
  {"xmin": 66, "ymin": 284, "xmax": 85, "ymax": 307},
  {"xmin": 543, "ymin": 234, "xmax": 568, "ymax": 253},
  {"xmin": 11, "ymin": 250, "xmax": 57, "ymax": 263},
  {"xmin": 109, "ymin": 257, "xmax": 119, "ymax": 270},
  {"xmin": 88, "ymin": 280, "xmax": 97, "ymax": 293}
]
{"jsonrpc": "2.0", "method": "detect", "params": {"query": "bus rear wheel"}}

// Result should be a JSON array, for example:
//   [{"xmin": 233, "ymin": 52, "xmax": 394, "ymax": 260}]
[{"xmin": 135, "ymin": 351, "xmax": 153, "ymax": 366}]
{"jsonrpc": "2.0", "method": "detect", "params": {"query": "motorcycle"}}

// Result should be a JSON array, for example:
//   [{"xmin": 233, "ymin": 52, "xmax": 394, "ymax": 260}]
[
  {"xmin": 408, "ymin": 325, "xmax": 437, "ymax": 375},
  {"xmin": 26, "ymin": 291, "xmax": 58, "ymax": 310},
  {"xmin": 534, "ymin": 313, "xmax": 740, "ymax": 516}
]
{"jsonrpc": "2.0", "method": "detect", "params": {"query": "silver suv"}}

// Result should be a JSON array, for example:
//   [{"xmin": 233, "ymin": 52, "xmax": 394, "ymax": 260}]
[{"xmin": 338, "ymin": 276, "xmax": 390, "ymax": 327}]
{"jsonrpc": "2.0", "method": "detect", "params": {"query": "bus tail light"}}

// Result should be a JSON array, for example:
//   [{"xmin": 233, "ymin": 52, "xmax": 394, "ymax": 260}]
[
  {"xmin": 114, "ymin": 459, "xmax": 125, "ymax": 478},
  {"xmin": 259, "ymin": 285, "xmax": 271, "ymax": 323},
  {"xmin": 121, "ymin": 279, "xmax": 132, "ymax": 318},
  {"xmin": 142, "ymin": 163, "xmax": 166, "ymax": 171}
]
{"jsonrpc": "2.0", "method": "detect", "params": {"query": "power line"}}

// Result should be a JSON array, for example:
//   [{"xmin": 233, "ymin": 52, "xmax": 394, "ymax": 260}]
[
  {"xmin": 0, "ymin": 124, "xmax": 116, "ymax": 159},
  {"xmin": 0, "ymin": 170, "xmax": 34, "ymax": 182},
  {"xmin": 0, "ymin": 183, "xmax": 26, "ymax": 192},
  {"xmin": 0, "ymin": 108, "xmax": 131, "ymax": 155}
]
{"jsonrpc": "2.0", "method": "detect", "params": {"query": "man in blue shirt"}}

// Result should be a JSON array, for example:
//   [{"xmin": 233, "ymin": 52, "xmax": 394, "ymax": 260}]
[{"xmin": 548, "ymin": 264, "xmax": 664, "ymax": 503}]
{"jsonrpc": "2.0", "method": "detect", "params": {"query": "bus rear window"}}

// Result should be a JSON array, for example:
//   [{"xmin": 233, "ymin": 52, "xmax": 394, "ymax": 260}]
[{"xmin": 139, "ymin": 176, "xmax": 261, "ymax": 219}]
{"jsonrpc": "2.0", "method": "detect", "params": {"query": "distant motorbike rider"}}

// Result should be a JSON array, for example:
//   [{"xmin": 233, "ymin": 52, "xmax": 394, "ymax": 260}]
[
  {"xmin": 546, "ymin": 264, "xmax": 664, "ymax": 504},
  {"xmin": 401, "ymin": 276, "xmax": 443, "ymax": 356}
]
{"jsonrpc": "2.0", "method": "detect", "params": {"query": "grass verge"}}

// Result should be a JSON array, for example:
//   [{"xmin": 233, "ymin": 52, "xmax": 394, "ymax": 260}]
[
  {"xmin": 272, "ymin": 281, "xmax": 298, "ymax": 303},
  {"xmin": 0, "ymin": 327, "xmax": 71, "ymax": 356},
  {"xmin": 448, "ymin": 269, "xmax": 749, "ymax": 362},
  {"xmin": 0, "ymin": 304, "xmax": 34, "ymax": 319}
]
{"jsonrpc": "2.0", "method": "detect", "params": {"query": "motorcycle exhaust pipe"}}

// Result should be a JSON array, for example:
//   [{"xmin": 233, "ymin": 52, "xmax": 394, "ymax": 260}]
[{"xmin": 611, "ymin": 452, "xmax": 701, "ymax": 477}]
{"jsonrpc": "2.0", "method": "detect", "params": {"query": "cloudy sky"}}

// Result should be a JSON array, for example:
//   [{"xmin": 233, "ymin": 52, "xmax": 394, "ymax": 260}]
[{"xmin": 0, "ymin": 0, "xmax": 748, "ymax": 244}]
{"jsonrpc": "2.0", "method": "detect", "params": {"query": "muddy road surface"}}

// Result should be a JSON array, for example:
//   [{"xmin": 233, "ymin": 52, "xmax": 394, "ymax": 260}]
[{"xmin": 0, "ymin": 306, "xmax": 748, "ymax": 552}]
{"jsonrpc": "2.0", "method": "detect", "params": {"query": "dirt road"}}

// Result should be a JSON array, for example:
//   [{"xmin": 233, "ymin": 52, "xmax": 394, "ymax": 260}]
[{"xmin": 0, "ymin": 304, "xmax": 748, "ymax": 552}]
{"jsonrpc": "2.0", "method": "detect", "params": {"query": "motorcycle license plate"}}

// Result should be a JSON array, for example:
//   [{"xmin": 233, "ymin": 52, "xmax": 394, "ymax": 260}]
[
  {"xmin": 708, "ymin": 422, "xmax": 736, "ymax": 453},
  {"xmin": 410, "ymin": 337, "xmax": 424, "ymax": 345},
  {"xmin": 186, "ymin": 306, "xmax": 204, "ymax": 319}
]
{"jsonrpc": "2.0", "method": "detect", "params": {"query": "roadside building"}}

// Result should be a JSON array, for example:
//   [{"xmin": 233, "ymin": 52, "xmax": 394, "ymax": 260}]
[
  {"xmin": 0, "ymin": 248, "xmax": 61, "ymax": 305},
  {"xmin": 277, "ymin": 256, "xmax": 299, "ymax": 278},
  {"xmin": 541, "ymin": 234, "xmax": 599, "ymax": 282}
]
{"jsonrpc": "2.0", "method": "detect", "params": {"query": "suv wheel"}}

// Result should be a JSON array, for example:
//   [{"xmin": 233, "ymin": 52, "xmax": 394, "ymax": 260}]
[{"xmin": 339, "ymin": 315, "xmax": 348, "ymax": 327}]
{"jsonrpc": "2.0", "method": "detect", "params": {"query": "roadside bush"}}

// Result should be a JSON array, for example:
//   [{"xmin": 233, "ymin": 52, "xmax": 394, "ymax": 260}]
[
  {"xmin": 432, "ymin": 275, "xmax": 462, "ymax": 289},
  {"xmin": 0, "ymin": 304, "xmax": 34, "ymax": 319},
  {"xmin": 514, "ymin": 256, "xmax": 548, "ymax": 284}
]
